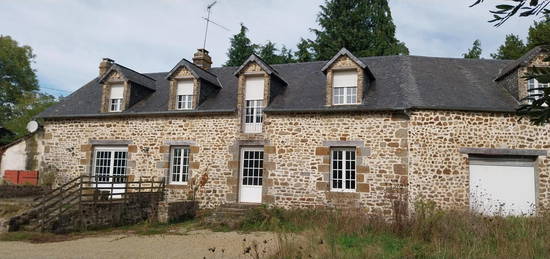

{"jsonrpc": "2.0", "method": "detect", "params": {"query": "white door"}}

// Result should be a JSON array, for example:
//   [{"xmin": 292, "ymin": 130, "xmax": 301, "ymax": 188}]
[
  {"xmin": 92, "ymin": 147, "xmax": 128, "ymax": 199},
  {"xmin": 469, "ymin": 160, "xmax": 536, "ymax": 216},
  {"xmin": 239, "ymin": 148, "xmax": 264, "ymax": 203}
]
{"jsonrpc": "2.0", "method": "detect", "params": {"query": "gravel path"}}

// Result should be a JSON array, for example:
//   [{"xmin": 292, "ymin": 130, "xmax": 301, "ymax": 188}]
[{"xmin": 0, "ymin": 230, "xmax": 278, "ymax": 259}]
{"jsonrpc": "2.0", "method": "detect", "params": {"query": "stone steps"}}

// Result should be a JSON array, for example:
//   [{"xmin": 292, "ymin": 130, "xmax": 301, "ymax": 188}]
[{"xmin": 205, "ymin": 203, "xmax": 261, "ymax": 227}]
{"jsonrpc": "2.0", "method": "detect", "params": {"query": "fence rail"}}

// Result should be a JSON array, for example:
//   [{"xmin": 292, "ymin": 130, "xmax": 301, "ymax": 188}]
[{"xmin": 34, "ymin": 175, "xmax": 165, "ymax": 232}]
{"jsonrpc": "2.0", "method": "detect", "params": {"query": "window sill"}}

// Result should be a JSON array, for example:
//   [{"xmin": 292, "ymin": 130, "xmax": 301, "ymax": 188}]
[
  {"xmin": 330, "ymin": 189, "xmax": 356, "ymax": 193},
  {"xmin": 332, "ymin": 103, "xmax": 360, "ymax": 106},
  {"xmin": 167, "ymin": 183, "xmax": 189, "ymax": 189}
]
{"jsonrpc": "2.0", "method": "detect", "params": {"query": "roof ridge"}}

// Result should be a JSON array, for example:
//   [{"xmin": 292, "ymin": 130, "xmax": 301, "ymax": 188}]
[
  {"xmin": 114, "ymin": 63, "xmax": 156, "ymax": 81},
  {"xmin": 185, "ymin": 59, "xmax": 219, "ymax": 77}
]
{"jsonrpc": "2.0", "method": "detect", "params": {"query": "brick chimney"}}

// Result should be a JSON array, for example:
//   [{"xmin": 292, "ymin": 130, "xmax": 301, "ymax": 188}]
[
  {"xmin": 192, "ymin": 49, "xmax": 212, "ymax": 70},
  {"xmin": 99, "ymin": 58, "xmax": 114, "ymax": 76}
]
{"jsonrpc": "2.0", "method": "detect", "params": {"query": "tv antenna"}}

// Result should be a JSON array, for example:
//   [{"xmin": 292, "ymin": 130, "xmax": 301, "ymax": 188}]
[{"xmin": 202, "ymin": 1, "xmax": 230, "ymax": 49}]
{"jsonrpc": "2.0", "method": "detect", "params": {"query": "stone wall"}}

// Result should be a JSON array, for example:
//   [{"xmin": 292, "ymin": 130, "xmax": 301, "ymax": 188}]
[
  {"xmin": 408, "ymin": 110, "xmax": 550, "ymax": 210},
  {"xmin": 42, "ymin": 115, "xmax": 240, "ymax": 208},
  {"xmin": 40, "ymin": 109, "xmax": 550, "ymax": 216},
  {"xmin": 264, "ymin": 112, "xmax": 408, "ymax": 215},
  {"xmin": 517, "ymin": 51, "xmax": 550, "ymax": 102}
]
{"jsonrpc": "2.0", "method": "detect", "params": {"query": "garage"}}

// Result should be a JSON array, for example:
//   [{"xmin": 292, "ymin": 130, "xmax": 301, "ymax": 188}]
[{"xmin": 469, "ymin": 156, "xmax": 536, "ymax": 216}]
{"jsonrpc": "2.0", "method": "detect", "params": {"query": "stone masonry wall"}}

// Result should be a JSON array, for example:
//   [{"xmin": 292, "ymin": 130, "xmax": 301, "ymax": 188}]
[
  {"xmin": 409, "ymin": 110, "xmax": 550, "ymax": 210},
  {"xmin": 263, "ymin": 112, "xmax": 408, "ymax": 215},
  {"xmin": 41, "ymin": 109, "xmax": 550, "ymax": 215},
  {"xmin": 42, "ymin": 115, "xmax": 240, "ymax": 208}
]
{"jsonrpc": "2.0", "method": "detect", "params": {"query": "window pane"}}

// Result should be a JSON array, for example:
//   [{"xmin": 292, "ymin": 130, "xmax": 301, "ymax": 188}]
[
  {"xmin": 170, "ymin": 147, "xmax": 190, "ymax": 184},
  {"xmin": 241, "ymin": 151, "xmax": 264, "ymax": 186},
  {"xmin": 331, "ymin": 149, "xmax": 356, "ymax": 191}
]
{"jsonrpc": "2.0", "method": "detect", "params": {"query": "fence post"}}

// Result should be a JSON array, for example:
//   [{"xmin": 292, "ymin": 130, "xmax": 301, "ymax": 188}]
[
  {"xmin": 78, "ymin": 175, "xmax": 83, "ymax": 231},
  {"xmin": 40, "ymin": 193, "xmax": 46, "ymax": 232},
  {"xmin": 58, "ymin": 184, "xmax": 63, "ymax": 231}
]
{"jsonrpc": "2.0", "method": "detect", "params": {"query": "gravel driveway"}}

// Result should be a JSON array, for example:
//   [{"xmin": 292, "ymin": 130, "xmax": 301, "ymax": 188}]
[{"xmin": 0, "ymin": 230, "xmax": 278, "ymax": 259}]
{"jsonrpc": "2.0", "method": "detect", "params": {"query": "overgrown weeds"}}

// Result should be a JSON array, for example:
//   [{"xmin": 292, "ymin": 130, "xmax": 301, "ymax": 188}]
[{"xmin": 213, "ymin": 202, "xmax": 550, "ymax": 258}]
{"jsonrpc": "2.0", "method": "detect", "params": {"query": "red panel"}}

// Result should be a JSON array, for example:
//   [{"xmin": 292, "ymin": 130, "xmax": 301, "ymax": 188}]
[
  {"xmin": 2, "ymin": 170, "xmax": 39, "ymax": 185},
  {"xmin": 3, "ymin": 170, "xmax": 19, "ymax": 184}
]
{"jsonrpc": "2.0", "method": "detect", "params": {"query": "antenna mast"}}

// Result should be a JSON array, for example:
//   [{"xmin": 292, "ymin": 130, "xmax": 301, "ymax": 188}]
[{"xmin": 202, "ymin": 1, "xmax": 217, "ymax": 49}]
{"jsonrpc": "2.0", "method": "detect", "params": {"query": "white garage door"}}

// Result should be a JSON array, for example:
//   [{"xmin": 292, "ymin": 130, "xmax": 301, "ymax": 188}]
[{"xmin": 469, "ymin": 159, "xmax": 536, "ymax": 216}]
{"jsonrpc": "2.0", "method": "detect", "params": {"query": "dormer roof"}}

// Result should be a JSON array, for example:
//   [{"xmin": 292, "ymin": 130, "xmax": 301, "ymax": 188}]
[
  {"xmin": 98, "ymin": 63, "xmax": 156, "ymax": 90},
  {"xmin": 233, "ymin": 54, "xmax": 287, "ymax": 85},
  {"xmin": 495, "ymin": 45, "xmax": 549, "ymax": 81},
  {"xmin": 321, "ymin": 48, "xmax": 375, "ymax": 80},
  {"xmin": 165, "ymin": 58, "xmax": 221, "ymax": 88},
  {"xmin": 38, "ymin": 55, "xmax": 521, "ymax": 119}
]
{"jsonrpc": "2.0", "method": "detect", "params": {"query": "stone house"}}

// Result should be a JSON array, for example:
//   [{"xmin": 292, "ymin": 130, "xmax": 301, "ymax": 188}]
[{"xmin": 37, "ymin": 46, "xmax": 550, "ymax": 217}]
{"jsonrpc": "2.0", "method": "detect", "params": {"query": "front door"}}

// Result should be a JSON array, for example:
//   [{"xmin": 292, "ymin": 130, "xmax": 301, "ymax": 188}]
[
  {"xmin": 239, "ymin": 148, "xmax": 264, "ymax": 203},
  {"xmin": 92, "ymin": 147, "xmax": 128, "ymax": 199}
]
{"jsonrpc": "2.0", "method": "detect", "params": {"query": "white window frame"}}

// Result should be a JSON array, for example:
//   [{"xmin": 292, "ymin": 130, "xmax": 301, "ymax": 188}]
[
  {"xmin": 92, "ymin": 146, "xmax": 128, "ymax": 183},
  {"xmin": 110, "ymin": 98, "xmax": 123, "ymax": 112},
  {"xmin": 176, "ymin": 80, "xmax": 194, "ymax": 110},
  {"xmin": 330, "ymin": 148, "xmax": 356, "ymax": 192},
  {"xmin": 244, "ymin": 100, "xmax": 263, "ymax": 133},
  {"xmin": 528, "ymin": 78, "xmax": 549, "ymax": 102},
  {"xmin": 169, "ymin": 146, "xmax": 190, "ymax": 185},
  {"xmin": 240, "ymin": 148, "xmax": 264, "ymax": 187},
  {"xmin": 332, "ymin": 71, "xmax": 358, "ymax": 105},
  {"xmin": 176, "ymin": 95, "xmax": 193, "ymax": 110}
]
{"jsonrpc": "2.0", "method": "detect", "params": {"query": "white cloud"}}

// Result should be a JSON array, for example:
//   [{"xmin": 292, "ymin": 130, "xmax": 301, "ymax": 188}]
[{"xmin": 0, "ymin": 0, "xmax": 536, "ymax": 93}]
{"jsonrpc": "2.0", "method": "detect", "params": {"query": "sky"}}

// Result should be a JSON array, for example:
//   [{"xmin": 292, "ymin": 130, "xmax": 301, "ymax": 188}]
[{"xmin": 0, "ymin": 0, "xmax": 540, "ymax": 96}]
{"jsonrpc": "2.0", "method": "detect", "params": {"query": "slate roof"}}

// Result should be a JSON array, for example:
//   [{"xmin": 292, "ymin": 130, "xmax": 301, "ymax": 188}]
[
  {"xmin": 234, "ymin": 54, "xmax": 287, "ymax": 85},
  {"xmin": 495, "ymin": 45, "xmax": 548, "ymax": 81},
  {"xmin": 38, "ymin": 55, "xmax": 518, "ymax": 119},
  {"xmin": 165, "ymin": 58, "xmax": 221, "ymax": 87},
  {"xmin": 99, "ymin": 64, "xmax": 156, "ymax": 90}
]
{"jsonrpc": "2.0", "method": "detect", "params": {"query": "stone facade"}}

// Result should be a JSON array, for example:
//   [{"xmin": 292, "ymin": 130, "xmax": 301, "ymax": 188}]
[
  {"xmin": 39, "ymin": 50, "xmax": 550, "ymax": 218},
  {"xmin": 167, "ymin": 67, "xmax": 201, "ymax": 110},
  {"xmin": 518, "ymin": 52, "xmax": 550, "ymax": 102},
  {"xmin": 408, "ymin": 110, "xmax": 550, "ymax": 210},
  {"xmin": 40, "ymin": 108, "xmax": 550, "ymax": 216},
  {"xmin": 100, "ymin": 71, "xmax": 130, "ymax": 113},
  {"xmin": 325, "ymin": 55, "xmax": 366, "ymax": 106}
]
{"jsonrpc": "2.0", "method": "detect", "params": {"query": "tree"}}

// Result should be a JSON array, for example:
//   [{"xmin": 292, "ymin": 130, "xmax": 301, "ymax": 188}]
[
  {"xmin": 463, "ymin": 39, "xmax": 483, "ymax": 59},
  {"xmin": 310, "ymin": 0, "xmax": 409, "ymax": 61},
  {"xmin": 224, "ymin": 23, "xmax": 257, "ymax": 67},
  {"xmin": 0, "ymin": 35, "xmax": 39, "ymax": 126},
  {"xmin": 527, "ymin": 14, "xmax": 550, "ymax": 49},
  {"xmin": 471, "ymin": 0, "xmax": 550, "ymax": 124},
  {"xmin": 258, "ymin": 41, "xmax": 279, "ymax": 64},
  {"xmin": 491, "ymin": 34, "xmax": 527, "ymax": 59},
  {"xmin": 258, "ymin": 41, "xmax": 295, "ymax": 65},
  {"xmin": 295, "ymin": 38, "xmax": 314, "ymax": 62},
  {"xmin": 3, "ymin": 92, "xmax": 57, "ymax": 141}
]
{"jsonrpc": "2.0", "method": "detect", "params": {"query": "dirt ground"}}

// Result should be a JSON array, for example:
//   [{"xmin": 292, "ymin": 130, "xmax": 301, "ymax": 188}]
[{"xmin": 0, "ymin": 230, "xmax": 278, "ymax": 259}]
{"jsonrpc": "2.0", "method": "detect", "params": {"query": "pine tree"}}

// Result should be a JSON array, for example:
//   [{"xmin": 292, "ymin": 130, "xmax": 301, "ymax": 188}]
[
  {"xmin": 258, "ymin": 41, "xmax": 279, "ymax": 64},
  {"xmin": 463, "ymin": 40, "xmax": 482, "ymax": 59},
  {"xmin": 258, "ymin": 42, "xmax": 295, "ymax": 64},
  {"xmin": 295, "ymin": 38, "xmax": 314, "ymax": 62},
  {"xmin": 224, "ymin": 23, "xmax": 257, "ymax": 67},
  {"xmin": 310, "ymin": 0, "xmax": 408, "ymax": 60},
  {"xmin": 526, "ymin": 14, "xmax": 550, "ymax": 49},
  {"xmin": 491, "ymin": 34, "xmax": 527, "ymax": 60}
]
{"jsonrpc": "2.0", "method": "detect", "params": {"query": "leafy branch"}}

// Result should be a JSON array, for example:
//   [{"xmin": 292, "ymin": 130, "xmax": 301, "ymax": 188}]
[{"xmin": 470, "ymin": 0, "xmax": 550, "ymax": 26}]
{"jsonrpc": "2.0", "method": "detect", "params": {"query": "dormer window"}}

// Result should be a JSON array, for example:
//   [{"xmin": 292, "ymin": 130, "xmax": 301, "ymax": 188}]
[
  {"xmin": 109, "ymin": 84, "xmax": 124, "ymax": 112},
  {"xmin": 333, "ymin": 70, "xmax": 358, "ymax": 105},
  {"xmin": 528, "ymin": 78, "xmax": 549, "ymax": 102},
  {"xmin": 244, "ymin": 76, "xmax": 264, "ymax": 133},
  {"xmin": 176, "ymin": 80, "xmax": 194, "ymax": 110}
]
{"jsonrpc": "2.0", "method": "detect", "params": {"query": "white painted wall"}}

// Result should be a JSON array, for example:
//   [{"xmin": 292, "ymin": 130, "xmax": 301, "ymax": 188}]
[
  {"xmin": 469, "ymin": 164, "xmax": 536, "ymax": 216},
  {"xmin": 0, "ymin": 140, "xmax": 27, "ymax": 177}
]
